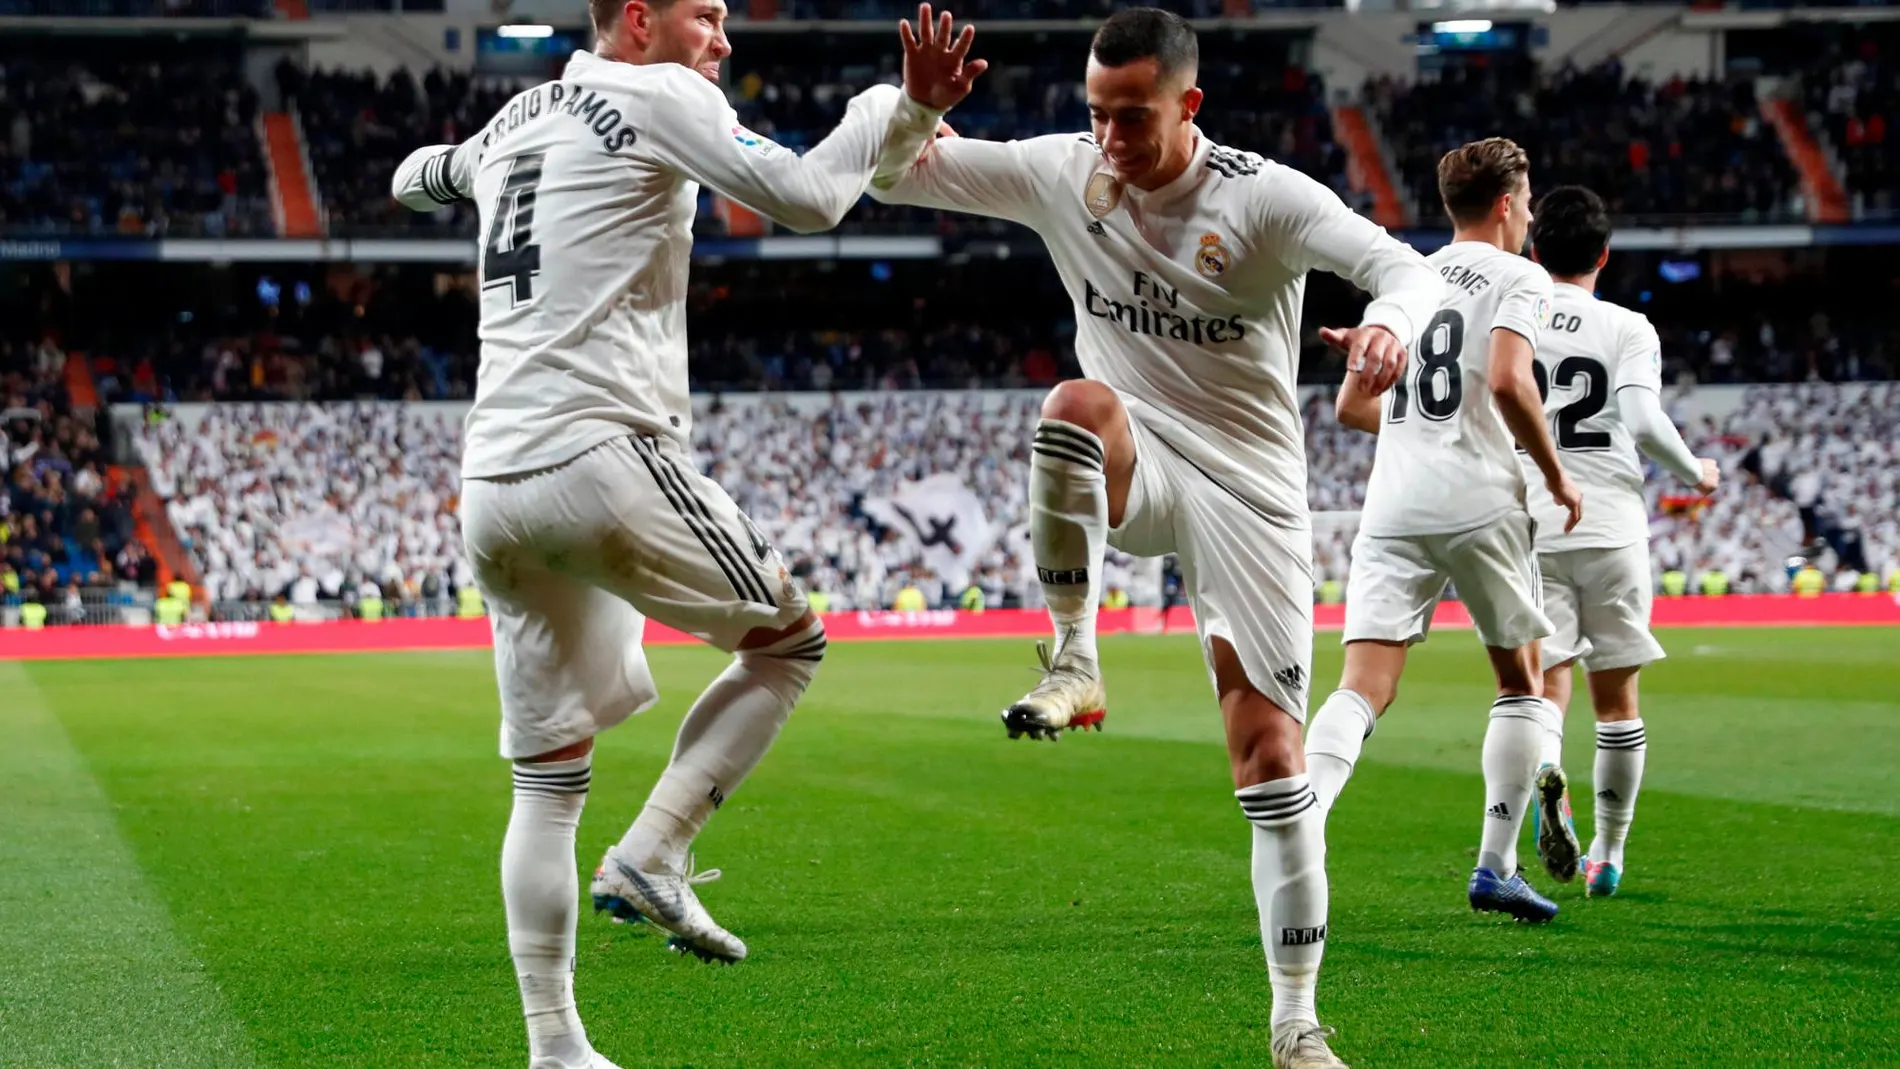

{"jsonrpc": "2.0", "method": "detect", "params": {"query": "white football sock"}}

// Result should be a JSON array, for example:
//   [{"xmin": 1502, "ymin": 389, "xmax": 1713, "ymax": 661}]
[
  {"xmin": 615, "ymin": 621, "xmax": 825, "ymax": 872},
  {"xmin": 1304, "ymin": 689, "xmax": 1378, "ymax": 813},
  {"xmin": 1591, "ymin": 718, "xmax": 1647, "ymax": 868},
  {"xmin": 1237, "ymin": 775, "xmax": 1327, "ymax": 1030},
  {"xmin": 1478, "ymin": 695, "xmax": 1545, "ymax": 875},
  {"xmin": 1539, "ymin": 698, "xmax": 1565, "ymax": 770},
  {"xmin": 1030, "ymin": 419, "xmax": 1106, "ymax": 662},
  {"xmin": 503, "ymin": 754, "xmax": 591, "ymax": 1067}
]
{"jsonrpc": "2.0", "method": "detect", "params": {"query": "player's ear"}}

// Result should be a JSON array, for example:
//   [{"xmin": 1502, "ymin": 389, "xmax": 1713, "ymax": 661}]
[
  {"xmin": 1181, "ymin": 84, "xmax": 1204, "ymax": 122},
  {"xmin": 623, "ymin": 0, "xmax": 650, "ymax": 44},
  {"xmin": 1595, "ymin": 246, "xmax": 1610, "ymax": 271}
]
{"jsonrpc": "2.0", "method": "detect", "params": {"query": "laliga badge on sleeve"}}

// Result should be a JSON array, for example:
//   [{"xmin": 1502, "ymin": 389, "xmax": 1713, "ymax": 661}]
[{"xmin": 1084, "ymin": 172, "xmax": 1123, "ymax": 219}]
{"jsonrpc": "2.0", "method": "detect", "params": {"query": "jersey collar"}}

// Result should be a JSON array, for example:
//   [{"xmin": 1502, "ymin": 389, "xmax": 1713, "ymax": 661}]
[{"xmin": 1124, "ymin": 127, "xmax": 1212, "ymax": 212}]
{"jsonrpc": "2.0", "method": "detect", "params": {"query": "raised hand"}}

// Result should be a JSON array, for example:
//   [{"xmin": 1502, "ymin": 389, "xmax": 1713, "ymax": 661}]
[
  {"xmin": 1318, "ymin": 324, "xmax": 1408, "ymax": 396},
  {"xmin": 899, "ymin": 3, "xmax": 988, "ymax": 113}
]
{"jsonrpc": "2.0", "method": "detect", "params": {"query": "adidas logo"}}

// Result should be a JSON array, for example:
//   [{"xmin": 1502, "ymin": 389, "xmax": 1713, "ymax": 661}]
[
  {"xmin": 1273, "ymin": 664, "xmax": 1307, "ymax": 691},
  {"xmin": 1487, "ymin": 802, "xmax": 1511, "ymax": 819},
  {"xmin": 1086, "ymin": 220, "xmax": 1106, "ymax": 235},
  {"xmin": 708, "ymin": 784, "xmax": 727, "ymax": 810},
  {"xmin": 1596, "ymin": 788, "xmax": 1620, "ymax": 801}
]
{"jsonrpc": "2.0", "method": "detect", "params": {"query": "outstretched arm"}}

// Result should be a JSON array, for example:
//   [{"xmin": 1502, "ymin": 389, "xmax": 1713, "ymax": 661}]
[
  {"xmin": 647, "ymin": 3, "xmax": 981, "ymax": 234},
  {"xmin": 868, "ymin": 127, "xmax": 1054, "ymax": 226},
  {"xmin": 1613, "ymin": 321, "xmax": 1719, "ymax": 492},
  {"xmin": 1264, "ymin": 168, "xmax": 1442, "ymax": 394},
  {"xmin": 647, "ymin": 72, "xmax": 942, "ymax": 235},
  {"xmin": 1620, "ymin": 388, "xmax": 1717, "ymax": 491},
  {"xmin": 391, "ymin": 140, "xmax": 478, "ymax": 212}
]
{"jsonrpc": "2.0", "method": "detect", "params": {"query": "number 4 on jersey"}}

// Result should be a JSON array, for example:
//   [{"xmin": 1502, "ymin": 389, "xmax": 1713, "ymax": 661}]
[{"xmin": 483, "ymin": 152, "xmax": 545, "ymax": 307}]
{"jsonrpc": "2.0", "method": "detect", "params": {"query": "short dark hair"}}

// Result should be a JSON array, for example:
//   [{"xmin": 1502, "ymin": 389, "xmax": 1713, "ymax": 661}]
[
  {"xmin": 1530, "ymin": 185, "xmax": 1611, "ymax": 278},
  {"xmin": 1090, "ymin": 7, "xmax": 1198, "ymax": 84},
  {"xmin": 1437, "ymin": 137, "xmax": 1530, "ymax": 226},
  {"xmin": 592, "ymin": 0, "xmax": 683, "ymax": 32}
]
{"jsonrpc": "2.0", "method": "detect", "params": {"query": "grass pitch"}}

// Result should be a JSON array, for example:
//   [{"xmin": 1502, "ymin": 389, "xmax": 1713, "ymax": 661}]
[{"xmin": 6, "ymin": 627, "xmax": 1898, "ymax": 1068}]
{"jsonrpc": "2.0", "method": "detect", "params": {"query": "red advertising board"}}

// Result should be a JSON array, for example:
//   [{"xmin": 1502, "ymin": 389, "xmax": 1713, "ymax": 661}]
[{"xmin": 3, "ymin": 595, "xmax": 1896, "ymax": 662}]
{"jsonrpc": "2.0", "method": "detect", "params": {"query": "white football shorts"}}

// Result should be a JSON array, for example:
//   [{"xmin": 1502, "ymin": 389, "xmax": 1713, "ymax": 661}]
[
  {"xmin": 1344, "ymin": 511, "xmax": 1551, "ymax": 651},
  {"xmin": 1538, "ymin": 542, "xmax": 1666, "ymax": 672},
  {"xmin": 460, "ymin": 434, "xmax": 807, "ymax": 759},
  {"xmin": 1110, "ymin": 397, "xmax": 1314, "ymax": 721}
]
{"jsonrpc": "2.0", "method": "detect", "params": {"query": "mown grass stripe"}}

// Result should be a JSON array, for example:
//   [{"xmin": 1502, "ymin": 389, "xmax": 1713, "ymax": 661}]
[{"xmin": 0, "ymin": 662, "xmax": 256, "ymax": 1068}]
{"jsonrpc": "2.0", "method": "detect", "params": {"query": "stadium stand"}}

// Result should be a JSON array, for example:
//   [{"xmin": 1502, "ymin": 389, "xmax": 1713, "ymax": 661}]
[
  {"xmin": 0, "ymin": 46, "xmax": 273, "ymax": 236},
  {"xmin": 115, "ymin": 379, "xmax": 1897, "ymax": 624},
  {"xmin": 1807, "ymin": 37, "xmax": 1899, "ymax": 221},
  {"xmin": 287, "ymin": 63, "xmax": 503, "ymax": 234},
  {"xmin": 134, "ymin": 402, "xmax": 470, "ymax": 611},
  {"xmin": 1367, "ymin": 61, "xmax": 1801, "ymax": 225},
  {"xmin": 1307, "ymin": 382, "xmax": 1899, "ymax": 596},
  {"xmin": 1, "ymin": 337, "xmax": 146, "ymax": 620}
]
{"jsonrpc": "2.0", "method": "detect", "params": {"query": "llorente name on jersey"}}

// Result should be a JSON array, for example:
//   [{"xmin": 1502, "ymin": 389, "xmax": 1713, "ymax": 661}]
[
  {"xmin": 480, "ymin": 82, "xmax": 640, "ymax": 155},
  {"xmin": 1084, "ymin": 270, "xmax": 1248, "ymax": 345}
]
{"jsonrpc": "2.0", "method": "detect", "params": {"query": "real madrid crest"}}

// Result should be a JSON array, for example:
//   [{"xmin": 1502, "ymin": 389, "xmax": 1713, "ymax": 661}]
[
  {"xmin": 1084, "ymin": 172, "xmax": 1123, "ymax": 219},
  {"xmin": 1196, "ymin": 232, "xmax": 1229, "ymax": 278}
]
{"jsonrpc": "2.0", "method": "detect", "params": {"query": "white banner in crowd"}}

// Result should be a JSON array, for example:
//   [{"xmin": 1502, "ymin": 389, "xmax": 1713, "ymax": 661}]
[{"xmin": 862, "ymin": 474, "xmax": 993, "ymax": 592}]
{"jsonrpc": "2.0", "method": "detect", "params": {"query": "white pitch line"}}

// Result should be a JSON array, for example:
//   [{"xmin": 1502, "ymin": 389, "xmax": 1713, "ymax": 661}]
[{"xmin": 0, "ymin": 662, "xmax": 257, "ymax": 1068}]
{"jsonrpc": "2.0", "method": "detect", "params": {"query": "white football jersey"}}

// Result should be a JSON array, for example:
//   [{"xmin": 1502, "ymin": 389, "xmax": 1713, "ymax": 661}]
[
  {"xmin": 1359, "ymin": 241, "xmax": 1555, "ymax": 538},
  {"xmin": 869, "ymin": 129, "xmax": 1443, "ymax": 526},
  {"xmin": 392, "ymin": 52, "xmax": 936, "ymax": 479},
  {"xmin": 1522, "ymin": 283, "xmax": 1664, "ymax": 550}
]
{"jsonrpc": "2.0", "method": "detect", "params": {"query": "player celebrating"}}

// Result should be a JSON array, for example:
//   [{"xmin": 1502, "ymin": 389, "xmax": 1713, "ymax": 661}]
[
  {"xmin": 1520, "ymin": 186, "xmax": 1720, "ymax": 898},
  {"xmin": 1311, "ymin": 138, "xmax": 1582, "ymax": 925},
  {"xmin": 870, "ymin": 10, "xmax": 1442, "ymax": 1066},
  {"xmin": 391, "ymin": 4, "xmax": 980, "ymax": 1068}
]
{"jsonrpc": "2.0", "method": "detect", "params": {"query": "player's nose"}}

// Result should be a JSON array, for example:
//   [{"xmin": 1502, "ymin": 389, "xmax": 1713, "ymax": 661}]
[{"xmin": 711, "ymin": 30, "xmax": 732, "ymax": 58}]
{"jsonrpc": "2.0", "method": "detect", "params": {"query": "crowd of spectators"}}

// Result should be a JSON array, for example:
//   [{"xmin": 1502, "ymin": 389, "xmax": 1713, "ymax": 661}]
[
  {"xmin": 136, "ymin": 402, "xmax": 470, "ymax": 609},
  {"xmin": 110, "ymin": 380, "xmax": 1898, "ymax": 622},
  {"xmin": 10, "ymin": 30, "xmax": 1900, "ymax": 240},
  {"xmin": 1807, "ymin": 36, "xmax": 1900, "ymax": 220},
  {"xmin": 720, "ymin": 42, "xmax": 1355, "ymax": 233},
  {"xmin": 1676, "ymin": 383, "xmax": 1899, "ymax": 592},
  {"xmin": 1, "ymin": 338, "xmax": 150, "ymax": 622},
  {"xmin": 283, "ymin": 61, "xmax": 508, "ymax": 234},
  {"xmin": 0, "ymin": 53, "xmax": 272, "ymax": 236},
  {"xmin": 1305, "ymin": 382, "xmax": 1899, "ymax": 595},
  {"xmin": 1367, "ymin": 60, "xmax": 1800, "ymax": 225}
]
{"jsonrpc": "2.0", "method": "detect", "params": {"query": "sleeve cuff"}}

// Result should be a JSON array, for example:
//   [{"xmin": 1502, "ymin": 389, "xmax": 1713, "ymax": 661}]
[
  {"xmin": 894, "ymin": 90, "xmax": 947, "ymax": 135},
  {"xmin": 1359, "ymin": 300, "xmax": 1415, "ymax": 346}
]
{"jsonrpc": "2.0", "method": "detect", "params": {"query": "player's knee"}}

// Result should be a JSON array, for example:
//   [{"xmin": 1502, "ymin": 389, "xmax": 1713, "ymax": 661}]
[
  {"xmin": 511, "ymin": 747, "xmax": 592, "ymax": 801},
  {"xmin": 1339, "ymin": 674, "xmax": 1398, "ymax": 715},
  {"xmin": 1040, "ymin": 379, "xmax": 1121, "ymax": 436},
  {"xmin": 737, "ymin": 618, "xmax": 827, "ymax": 695},
  {"xmin": 1217, "ymin": 680, "xmax": 1305, "ymax": 786}
]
